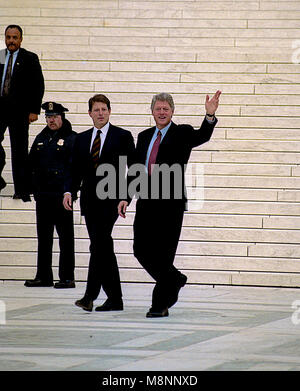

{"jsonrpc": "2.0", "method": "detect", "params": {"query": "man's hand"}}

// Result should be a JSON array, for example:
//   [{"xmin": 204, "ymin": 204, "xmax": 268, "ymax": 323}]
[
  {"xmin": 29, "ymin": 113, "xmax": 38, "ymax": 124},
  {"xmin": 205, "ymin": 90, "xmax": 222, "ymax": 115},
  {"xmin": 63, "ymin": 193, "xmax": 73, "ymax": 211},
  {"xmin": 118, "ymin": 200, "xmax": 128, "ymax": 218}
]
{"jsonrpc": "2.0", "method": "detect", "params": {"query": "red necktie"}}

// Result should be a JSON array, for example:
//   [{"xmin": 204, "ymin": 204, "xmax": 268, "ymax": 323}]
[
  {"xmin": 148, "ymin": 130, "xmax": 161, "ymax": 175},
  {"xmin": 91, "ymin": 129, "xmax": 101, "ymax": 168}
]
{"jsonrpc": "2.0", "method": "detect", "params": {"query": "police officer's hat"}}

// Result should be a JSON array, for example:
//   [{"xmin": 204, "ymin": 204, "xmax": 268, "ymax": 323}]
[{"xmin": 42, "ymin": 102, "xmax": 69, "ymax": 116}]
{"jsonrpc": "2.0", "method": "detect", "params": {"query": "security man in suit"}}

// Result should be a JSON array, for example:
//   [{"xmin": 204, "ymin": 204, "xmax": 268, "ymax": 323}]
[
  {"xmin": 118, "ymin": 91, "xmax": 221, "ymax": 317},
  {"xmin": 24, "ymin": 102, "xmax": 77, "ymax": 288},
  {"xmin": 0, "ymin": 25, "xmax": 44, "ymax": 201},
  {"xmin": 63, "ymin": 94, "xmax": 135, "ymax": 312}
]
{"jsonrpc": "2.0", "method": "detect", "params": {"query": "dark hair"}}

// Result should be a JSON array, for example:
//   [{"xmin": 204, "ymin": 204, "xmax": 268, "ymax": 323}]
[
  {"xmin": 88, "ymin": 94, "xmax": 111, "ymax": 111},
  {"xmin": 5, "ymin": 25, "xmax": 23, "ymax": 38}
]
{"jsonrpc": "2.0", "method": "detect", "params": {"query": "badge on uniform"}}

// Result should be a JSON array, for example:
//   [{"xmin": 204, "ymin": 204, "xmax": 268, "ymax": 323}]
[{"xmin": 57, "ymin": 139, "xmax": 64, "ymax": 146}]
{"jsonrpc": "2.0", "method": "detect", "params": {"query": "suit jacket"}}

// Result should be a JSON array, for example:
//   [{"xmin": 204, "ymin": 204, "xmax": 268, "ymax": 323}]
[
  {"xmin": 134, "ymin": 118, "xmax": 217, "ymax": 202},
  {"xmin": 0, "ymin": 47, "xmax": 44, "ymax": 115},
  {"xmin": 65, "ymin": 123, "xmax": 135, "ymax": 215}
]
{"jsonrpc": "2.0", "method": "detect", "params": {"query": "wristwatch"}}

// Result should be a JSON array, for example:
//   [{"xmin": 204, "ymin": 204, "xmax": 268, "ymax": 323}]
[{"xmin": 206, "ymin": 113, "xmax": 215, "ymax": 120}]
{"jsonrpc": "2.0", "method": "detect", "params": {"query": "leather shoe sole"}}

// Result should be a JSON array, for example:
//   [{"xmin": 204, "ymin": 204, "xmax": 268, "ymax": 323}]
[
  {"xmin": 75, "ymin": 298, "xmax": 93, "ymax": 312},
  {"xmin": 146, "ymin": 307, "xmax": 169, "ymax": 318}
]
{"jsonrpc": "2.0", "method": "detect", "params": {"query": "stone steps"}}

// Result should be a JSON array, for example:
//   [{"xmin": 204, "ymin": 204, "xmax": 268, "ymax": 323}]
[{"xmin": 0, "ymin": 0, "xmax": 299, "ymax": 287}]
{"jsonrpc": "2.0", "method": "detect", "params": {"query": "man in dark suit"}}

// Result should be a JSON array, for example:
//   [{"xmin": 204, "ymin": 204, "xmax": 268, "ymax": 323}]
[
  {"xmin": 0, "ymin": 25, "xmax": 44, "ymax": 201},
  {"xmin": 118, "ymin": 91, "xmax": 221, "ymax": 317},
  {"xmin": 63, "ymin": 94, "xmax": 135, "ymax": 312}
]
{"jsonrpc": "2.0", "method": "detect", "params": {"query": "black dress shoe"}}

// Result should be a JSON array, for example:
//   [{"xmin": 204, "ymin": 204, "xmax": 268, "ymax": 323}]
[
  {"xmin": 146, "ymin": 307, "xmax": 169, "ymax": 318},
  {"xmin": 21, "ymin": 194, "xmax": 31, "ymax": 202},
  {"xmin": 168, "ymin": 274, "xmax": 187, "ymax": 308},
  {"xmin": 95, "ymin": 298, "xmax": 123, "ymax": 312},
  {"xmin": 13, "ymin": 193, "xmax": 31, "ymax": 202},
  {"xmin": 0, "ymin": 177, "xmax": 6, "ymax": 191},
  {"xmin": 24, "ymin": 279, "xmax": 53, "ymax": 287},
  {"xmin": 75, "ymin": 296, "xmax": 93, "ymax": 312},
  {"xmin": 54, "ymin": 280, "xmax": 75, "ymax": 289}
]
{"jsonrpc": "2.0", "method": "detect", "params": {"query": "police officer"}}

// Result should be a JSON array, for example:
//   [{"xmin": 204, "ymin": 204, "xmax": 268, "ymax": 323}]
[{"xmin": 24, "ymin": 102, "xmax": 77, "ymax": 288}]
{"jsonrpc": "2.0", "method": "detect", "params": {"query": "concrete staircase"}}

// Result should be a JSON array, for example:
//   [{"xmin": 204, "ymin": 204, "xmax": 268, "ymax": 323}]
[{"xmin": 0, "ymin": 0, "xmax": 300, "ymax": 287}]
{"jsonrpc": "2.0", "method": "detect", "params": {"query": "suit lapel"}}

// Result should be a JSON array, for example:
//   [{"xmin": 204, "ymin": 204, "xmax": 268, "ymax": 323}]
[
  {"xmin": 0, "ymin": 49, "xmax": 6, "ymax": 80},
  {"xmin": 140, "ymin": 127, "xmax": 155, "ymax": 163},
  {"xmin": 80, "ymin": 128, "xmax": 94, "ymax": 166},
  {"xmin": 84, "ymin": 128, "xmax": 93, "ymax": 150},
  {"xmin": 99, "ymin": 123, "xmax": 114, "ymax": 162},
  {"xmin": 100, "ymin": 123, "xmax": 128, "ymax": 163},
  {"xmin": 138, "ymin": 123, "xmax": 177, "ymax": 164},
  {"xmin": 0, "ymin": 49, "xmax": 6, "ymax": 65},
  {"xmin": 11, "ymin": 48, "xmax": 24, "ymax": 79},
  {"xmin": 160, "ymin": 122, "xmax": 177, "ymax": 146}
]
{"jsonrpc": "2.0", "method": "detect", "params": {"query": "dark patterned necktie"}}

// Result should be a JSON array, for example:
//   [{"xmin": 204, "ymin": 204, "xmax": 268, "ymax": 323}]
[
  {"xmin": 2, "ymin": 52, "xmax": 13, "ymax": 96},
  {"xmin": 148, "ymin": 130, "xmax": 162, "ymax": 175},
  {"xmin": 91, "ymin": 129, "xmax": 101, "ymax": 168}
]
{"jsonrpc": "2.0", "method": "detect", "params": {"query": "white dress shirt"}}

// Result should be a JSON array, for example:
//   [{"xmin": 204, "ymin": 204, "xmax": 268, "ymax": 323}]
[
  {"xmin": 90, "ymin": 121, "xmax": 110, "ymax": 156},
  {"xmin": 64, "ymin": 122, "xmax": 110, "ymax": 197},
  {"xmin": 1, "ymin": 49, "xmax": 19, "ymax": 96}
]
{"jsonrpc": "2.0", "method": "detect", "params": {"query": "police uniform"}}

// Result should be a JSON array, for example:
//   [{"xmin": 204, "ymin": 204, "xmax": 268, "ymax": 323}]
[{"xmin": 24, "ymin": 102, "xmax": 77, "ymax": 288}]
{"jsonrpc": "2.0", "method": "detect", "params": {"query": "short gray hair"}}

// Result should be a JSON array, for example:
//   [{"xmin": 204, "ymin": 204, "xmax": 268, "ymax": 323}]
[{"xmin": 151, "ymin": 93, "xmax": 175, "ymax": 112}]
